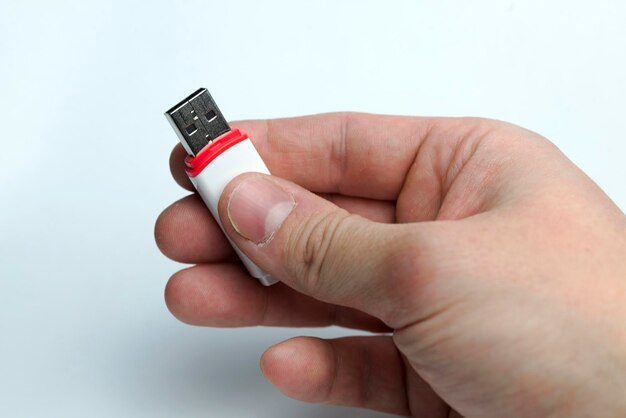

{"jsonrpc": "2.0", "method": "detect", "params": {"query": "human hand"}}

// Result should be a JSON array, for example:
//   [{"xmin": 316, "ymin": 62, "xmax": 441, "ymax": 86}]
[{"xmin": 155, "ymin": 113, "xmax": 626, "ymax": 417}]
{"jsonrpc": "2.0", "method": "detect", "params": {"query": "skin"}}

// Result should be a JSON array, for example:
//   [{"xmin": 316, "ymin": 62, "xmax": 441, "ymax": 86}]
[{"xmin": 155, "ymin": 113, "xmax": 626, "ymax": 418}]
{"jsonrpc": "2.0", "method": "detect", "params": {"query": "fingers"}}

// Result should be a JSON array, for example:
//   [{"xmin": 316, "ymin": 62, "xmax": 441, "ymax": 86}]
[
  {"xmin": 219, "ymin": 173, "xmax": 444, "ymax": 324},
  {"xmin": 169, "ymin": 144, "xmax": 193, "ymax": 191},
  {"xmin": 318, "ymin": 193, "xmax": 396, "ymax": 223},
  {"xmin": 155, "ymin": 192, "xmax": 396, "ymax": 263},
  {"xmin": 262, "ymin": 336, "xmax": 448, "ymax": 415},
  {"xmin": 155, "ymin": 194, "xmax": 234, "ymax": 263},
  {"xmin": 170, "ymin": 113, "xmax": 440, "ymax": 199},
  {"xmin": 260, "ymin": 336, "xmax": 414, "ymax": 416},
  {"xmin": 165, "ymin": 263, "xmax": 389, "ymax": 331}
]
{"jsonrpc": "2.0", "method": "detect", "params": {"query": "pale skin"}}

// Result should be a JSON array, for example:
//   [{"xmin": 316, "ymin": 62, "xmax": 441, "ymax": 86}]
[{"xmin": 155, "ymin": 113, "xmax": 626, "ymax": 418}]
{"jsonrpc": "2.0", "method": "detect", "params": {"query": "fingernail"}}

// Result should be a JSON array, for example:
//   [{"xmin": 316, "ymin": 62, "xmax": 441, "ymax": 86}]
[{"xmin": 227, "ymin": 176, "xmax": 295, "ymax": 244}]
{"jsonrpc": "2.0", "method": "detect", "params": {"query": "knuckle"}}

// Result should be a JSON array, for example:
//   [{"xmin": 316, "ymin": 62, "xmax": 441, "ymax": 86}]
[
  {"xmin": 286, "ymin": 210, "xmax": 353, "ymax": 295},
  {"xmin": 457, "ymin": 117, "xmax": 547, "ymax": 151}
]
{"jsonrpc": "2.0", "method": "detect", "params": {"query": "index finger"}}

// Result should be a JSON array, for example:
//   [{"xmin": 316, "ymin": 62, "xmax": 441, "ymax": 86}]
[{"xmin": 169, "ymin": 112, "xmax": 437, "ymax": 200}]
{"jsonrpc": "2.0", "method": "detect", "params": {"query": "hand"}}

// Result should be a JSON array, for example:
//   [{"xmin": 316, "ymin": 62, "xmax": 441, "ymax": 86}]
[{"xmin": 155, "ymin": 113, "xmax": 626, "ymax": 417}]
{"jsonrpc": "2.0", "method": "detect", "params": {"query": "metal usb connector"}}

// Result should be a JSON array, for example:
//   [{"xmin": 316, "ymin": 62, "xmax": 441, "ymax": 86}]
[{"xmin": 164, "ymin": 88, "xmax": 231, "ymax": 156}]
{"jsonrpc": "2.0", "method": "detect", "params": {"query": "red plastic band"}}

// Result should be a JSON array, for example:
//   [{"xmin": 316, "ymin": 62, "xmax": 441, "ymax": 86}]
[{"xmin": 185, "ymin": 129, "xmax": 249, "ymax": 177}]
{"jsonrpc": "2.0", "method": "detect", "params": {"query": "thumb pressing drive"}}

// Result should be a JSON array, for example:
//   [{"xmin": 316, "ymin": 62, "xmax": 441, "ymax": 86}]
[{"xmin": 164, "ymin": 88, "xmax": 278, "ymax": 286}]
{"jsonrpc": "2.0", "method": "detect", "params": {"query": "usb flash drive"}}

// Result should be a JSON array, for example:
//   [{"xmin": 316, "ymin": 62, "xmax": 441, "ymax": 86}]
[{"xmin": 165, "ymin": 88, "xmax": 278, "ymax": 286}]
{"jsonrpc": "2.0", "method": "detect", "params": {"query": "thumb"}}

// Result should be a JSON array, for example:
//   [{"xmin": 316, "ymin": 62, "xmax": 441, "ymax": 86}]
[{"xmin": 218, "ymin": 173, "xmax": 437, "ymax": 323}]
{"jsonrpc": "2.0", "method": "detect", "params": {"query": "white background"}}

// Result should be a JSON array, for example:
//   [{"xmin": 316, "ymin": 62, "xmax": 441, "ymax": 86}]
[{"xmin": 1, "ymin": 1, "xmax": 625, "ymax": 417}]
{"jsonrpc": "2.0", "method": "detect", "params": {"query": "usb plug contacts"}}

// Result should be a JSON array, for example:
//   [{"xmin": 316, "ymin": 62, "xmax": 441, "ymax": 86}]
[{"xmin": 164, "ymin": 88, "xmax": 231, "ymax": 156}]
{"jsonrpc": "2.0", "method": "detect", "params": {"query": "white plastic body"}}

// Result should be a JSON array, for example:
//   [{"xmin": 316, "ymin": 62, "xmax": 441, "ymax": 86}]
[{"xmin": 189, "ymin": 139, "xmax": 278, "ymax": 286}]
